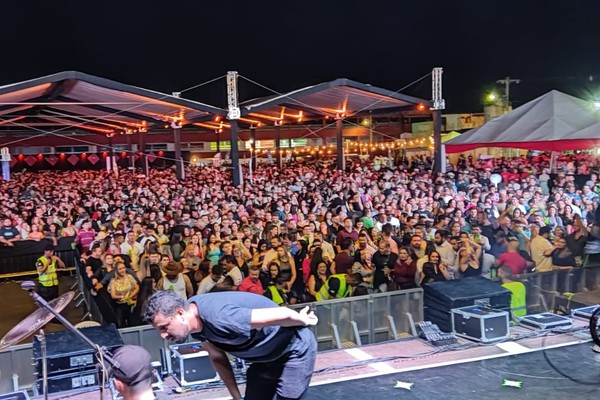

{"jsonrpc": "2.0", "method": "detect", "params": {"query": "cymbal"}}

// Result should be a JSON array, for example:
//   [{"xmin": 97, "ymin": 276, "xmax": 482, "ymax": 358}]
[{"xmin": 0, "ymin": 291, "xmax": 75, "ymax": 350}]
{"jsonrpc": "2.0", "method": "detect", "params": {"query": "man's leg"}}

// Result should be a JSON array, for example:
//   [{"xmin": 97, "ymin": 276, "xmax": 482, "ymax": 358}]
[
  {"xmin": 244, "ymin": 362, "xmax": 282, "ymax": 400},
  {"xmin": 276, "ymin": 331, "xmax": 317, "ymax": 400}
]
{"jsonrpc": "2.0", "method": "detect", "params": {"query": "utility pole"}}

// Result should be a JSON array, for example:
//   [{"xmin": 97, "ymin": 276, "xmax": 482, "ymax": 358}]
[{"xmin": 496, "ymin": 76, "xmax": 520, "ymax": 107}]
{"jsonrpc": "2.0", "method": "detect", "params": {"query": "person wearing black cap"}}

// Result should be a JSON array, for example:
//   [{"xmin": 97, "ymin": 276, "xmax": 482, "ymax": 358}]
[
  {"xmin": 144, "ymin": 290, "xmax": 318, "ymax": 400},
  {"xmin": 109, "ymin": 345, "xmax": 166, "ymax": 400},
  {"xmin": 35, "ymin": 243, "xmax": 65, "ymax": 301}
]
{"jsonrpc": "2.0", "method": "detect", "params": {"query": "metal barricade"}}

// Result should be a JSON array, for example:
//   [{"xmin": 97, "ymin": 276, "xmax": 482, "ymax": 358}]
[
  {"xmin": 516, "ymin": 265, "xmax": 600, "ymax": 313},
  {"xmin": 291, "ymin": 288, "xmax": 424, "ymax": 350}
]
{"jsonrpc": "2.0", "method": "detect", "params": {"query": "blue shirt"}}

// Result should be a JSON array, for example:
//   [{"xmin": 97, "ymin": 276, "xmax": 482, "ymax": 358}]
[{"xmin": 189, "ymin": 292, "xmax": 312, "ymax": 363}]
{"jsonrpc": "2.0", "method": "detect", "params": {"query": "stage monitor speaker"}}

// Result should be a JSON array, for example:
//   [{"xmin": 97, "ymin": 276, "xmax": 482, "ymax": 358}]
[
  {"xmin": 32, "ymin": 324, "xmax": 123, "ymax": 377},
  {"xmin": 424, "ymin": 277, "xmax": 511, "ymax": 332},
  {"xmin": 0, "ymin": 391, "xmax": 30, "ymax": 400}
]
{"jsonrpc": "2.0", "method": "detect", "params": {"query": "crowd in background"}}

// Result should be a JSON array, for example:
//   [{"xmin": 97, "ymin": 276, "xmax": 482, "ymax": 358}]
[{"xmin": 1, "ymin": 152, "xmax": 599, "ymax": 328}]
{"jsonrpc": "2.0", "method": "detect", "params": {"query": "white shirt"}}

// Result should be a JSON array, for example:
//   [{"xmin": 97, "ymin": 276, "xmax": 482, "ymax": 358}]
[
  {"xmin": 162, "ymin": 274, "xmax": 187, "ymax": 300},
  {"xmin": 197, "ymin": 275, "xmax": 224, "ymax": 294}
]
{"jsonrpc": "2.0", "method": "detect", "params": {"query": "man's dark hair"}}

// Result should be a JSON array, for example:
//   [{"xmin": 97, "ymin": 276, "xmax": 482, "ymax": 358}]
[
  {"xmin": 211, "ymin": 263, "xmax": 224, "ymax": 276},
  {"xmin": 341, "ymin": 237, "xmax": 354, "ymax": 251},
  {"xmin": 382, "ymin": 223, "xmax": 393, "ymax": 235},
  {"xmin": 143, "ymin": 290, "xmax": 187, "ymax": 324},
  {"xmin": 435, "ymin": 230, "xmax": 448, "ymax": 239},
  {"xmin": 221, "ymin": 255, "xmax": 236, "ymax": 265}
]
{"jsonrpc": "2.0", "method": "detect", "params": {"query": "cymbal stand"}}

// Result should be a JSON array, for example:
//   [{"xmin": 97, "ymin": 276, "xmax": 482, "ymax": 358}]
[{"xmin": 21, "ymin": 281, "xmax": 122, "ymax": 398}]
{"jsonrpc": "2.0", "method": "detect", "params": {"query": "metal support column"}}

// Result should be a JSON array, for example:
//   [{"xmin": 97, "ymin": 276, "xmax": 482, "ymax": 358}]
[
  {"xmin": 275, "ymin": 124, "xmax": 281, "ymax": 168},
  {"xmin": 336, "ymin": 118, "xmax": 344, "ymax": 170},
  {"xmin": 250, "ymin": 126, "xmax": 257, "ymax": 171},
  {"xmin": 226, "ymin": 71, "xmax": 241, "ymax": 186},
  {"xmin": 126, "ymin": 134, "xmax": 134, "ymax": 169},
  {"xmin": 431, "ymin": 67, "xmax": 446, "ymax": 175},
  {"xmin": 173, "ymin": 126, "xmax": 183, "ymax": 180},
  {"xmin": 230, "ymin": 120, "xmax": 241, "ymax": 186},
  {"xmin": 433, "ymin": 109, "xmax": 443, "ymax": 174},
  {"xmin": 138, "ymin": 130, "xmax": 147, "ymax": 175}
]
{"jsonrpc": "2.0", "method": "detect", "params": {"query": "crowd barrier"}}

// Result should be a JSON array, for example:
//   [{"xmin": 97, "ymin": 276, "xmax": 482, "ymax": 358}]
[
  {"xmin": 0, "ymin": 237, "xmax": 78, "ymax": 277},
  {"xmin": 515, "ymin": 263, "xmax": 600, "ymax": 313},
  {"xmin": 290, "ymin": 289, "xmax": 424, "ymax": 350}
]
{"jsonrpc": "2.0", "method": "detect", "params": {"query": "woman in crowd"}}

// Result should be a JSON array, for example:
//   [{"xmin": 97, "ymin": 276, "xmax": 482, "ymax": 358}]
[
  {"xmin": 252, "ymin": 239, "xmax": 269, "ymax": 269},
  {"xmin": 107, "ymin": 261, "xmax": 139, "ymax": 328},
  {"xmin": 232, "ymin": 245, "xmax": 249, "ymax": 278},
  {"xmin": 306, "ymin": 261, "xmax": 330, "ymax": 301},
  {"xmin": 420, "ymin": 250, "xmax": 451, "ymax": 285},
  {"xmin": 275, "ymin": 246, "xmax": 297, "ymax": 303},
  {"xmin": 566, "ymin": 214, "xmax": 588, "ymax": 260},
  {"xmin": 550, "ymin": 236, "xmax": 577, "ymax": 268},
  {"xmin": 457, "ymin": 238, "xmax": 482, "ymax": 277},
  {"xmin": 28, "ymin": 223, "xmax": 45, "ymax": 241},
  {"xmin": 546, "ymin": 205, "xmax": 564, "ymax": 229},
  {"xmin": 61, "ymin": 219, "xmax": 77, "ymax": 237},
  {"xmin": 205, "ymin": 234, "xmax": 222, "ymax": 266},
  {"xmin": 188, "ymin": 234, "xmax": 204, "ymax": 259},
  {"xmin": 155, "ymin": 223, "xmax": 171, "ymax": 256},
  {"xmin": 392, "ymin": 247, "xmax": 418, "ymax": 290}
]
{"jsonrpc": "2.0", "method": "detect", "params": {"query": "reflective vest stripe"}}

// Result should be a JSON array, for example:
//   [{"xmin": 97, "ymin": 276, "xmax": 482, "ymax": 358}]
[{"xmin": 267, "ymin": 285, "xmax": 285, "ymax": 305}]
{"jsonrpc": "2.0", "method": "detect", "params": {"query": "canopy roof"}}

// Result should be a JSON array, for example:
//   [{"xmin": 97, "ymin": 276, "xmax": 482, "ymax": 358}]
[
  {"xmin": 242, "ymin": 78, "xmax": 430, "ymax": 124},
  {"xmin": 445, "ymin": 90, "xmax": 600, "ymax": 153},
  {"xmin": 0, "ymin": 71, "xmax": 226, "ymax": 135}
]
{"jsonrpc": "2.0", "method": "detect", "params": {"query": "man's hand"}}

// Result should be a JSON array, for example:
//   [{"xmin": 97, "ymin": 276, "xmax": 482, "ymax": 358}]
[{"xmin": 298, "ymin": 306, "xmax": 318, "ymax": 327}]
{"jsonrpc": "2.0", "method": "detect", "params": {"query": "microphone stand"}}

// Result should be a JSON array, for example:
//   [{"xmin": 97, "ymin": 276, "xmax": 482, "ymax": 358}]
[
  {"xmin": 21, "ymin": 281, "xmax": 122, "ymax": 397},
  {"xmin": 36, "ymin": 329, "xmax": 48, "ymax": 400}
]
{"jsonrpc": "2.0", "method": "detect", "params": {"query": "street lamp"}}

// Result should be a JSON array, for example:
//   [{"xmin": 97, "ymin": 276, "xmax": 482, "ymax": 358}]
[{"xmin": 594, "ymin": 100, "xmax": 600, "ymax": 110}]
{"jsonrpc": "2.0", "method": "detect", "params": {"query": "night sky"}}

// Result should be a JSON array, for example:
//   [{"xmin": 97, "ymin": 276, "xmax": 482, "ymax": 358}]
[{"xmin": 3, "ymin": 0, "xmax": 599, "ymax": 112}]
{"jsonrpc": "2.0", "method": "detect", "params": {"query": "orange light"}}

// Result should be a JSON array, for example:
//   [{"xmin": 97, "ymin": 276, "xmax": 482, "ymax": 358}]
[
  {"xmin": 81, "ymin": 153, "xmax": 87, "ymax": 159},
  {"xmin": 121, "ymin": 151, "xmax": 127, "ymax": 158},
  {"xmin": 417, "ymin": 103, "xmax": 426, "ymax": 112},
  {"xmin": 59, "ymin": 153, "xmax": 65, "ymax": 159},
  {"xmin": 102, "ymin": 151, "xmax": 108, "ymax": 158},
  {"xmin": 37, "ymin": 153, "xmax": 43, "ymax": 160},
  {"xmin": 157, "ymin": 150, "xmax": 164, "ymax": 156}
]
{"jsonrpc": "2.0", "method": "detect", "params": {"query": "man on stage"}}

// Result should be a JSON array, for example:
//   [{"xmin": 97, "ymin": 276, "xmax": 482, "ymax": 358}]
[{"xmin": 144, "ymin": 290, "xmax": 318, "ymax": 400}]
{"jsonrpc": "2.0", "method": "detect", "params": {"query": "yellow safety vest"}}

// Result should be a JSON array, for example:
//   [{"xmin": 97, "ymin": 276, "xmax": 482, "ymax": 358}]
[
  {"xmin": 502, "ymin": 281, "xmax": 527, "ymax": 318},
  {"xmin": 316, "ymin": 274, "xmax": 349, "ymax": 301},
  {"xmin": 36, "ymin": 256, "xmax": 59, "ymax": 287},
  {"xmin": 266, "ymin": 285, "xmax": 286, "ymax": 306}
]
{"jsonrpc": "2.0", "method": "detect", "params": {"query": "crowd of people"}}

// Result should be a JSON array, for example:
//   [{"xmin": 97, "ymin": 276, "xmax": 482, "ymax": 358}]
[{"xmin": 1, "ymin": 151, "xmax": 600, "ymax": 328}]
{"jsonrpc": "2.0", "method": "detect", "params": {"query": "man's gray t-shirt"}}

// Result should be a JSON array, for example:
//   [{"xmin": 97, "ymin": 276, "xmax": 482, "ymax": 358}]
[{"xmin": 189, "ymin": 292, "xmax": 312, "ymax": 363}]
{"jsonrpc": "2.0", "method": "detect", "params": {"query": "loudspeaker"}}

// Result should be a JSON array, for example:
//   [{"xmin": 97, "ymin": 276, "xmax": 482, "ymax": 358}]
[{"xmin": 424, "ymin": 277, "xmax": 511, "ymax": 332}]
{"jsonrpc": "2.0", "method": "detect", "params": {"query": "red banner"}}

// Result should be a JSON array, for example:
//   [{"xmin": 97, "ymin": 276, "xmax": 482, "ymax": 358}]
[
  {"xmin": 46, "ymin": 155, "xmax": 58, "ymax": 166},
  {"xmin": 25, "ymin": 156, "xmax": 37, "ymax": 166},
  {"xmin": 67, "ymin": 154, "xmax": 79, "ymax": 165},
  {"xmin": 87, "ymin": 154, "xmax": 100, "ymax": 165}
]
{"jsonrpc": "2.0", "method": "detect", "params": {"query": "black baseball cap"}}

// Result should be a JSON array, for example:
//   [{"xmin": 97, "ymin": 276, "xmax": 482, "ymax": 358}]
[{"xmin": 109, "ymin": 345, "xmax": 153, "ymax": 386}]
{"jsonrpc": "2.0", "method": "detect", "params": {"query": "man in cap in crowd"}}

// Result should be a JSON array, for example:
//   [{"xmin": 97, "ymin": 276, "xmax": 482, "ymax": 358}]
[{"xmin": 109, "ymin": 345, "xmax": 167, "ymax": 400}]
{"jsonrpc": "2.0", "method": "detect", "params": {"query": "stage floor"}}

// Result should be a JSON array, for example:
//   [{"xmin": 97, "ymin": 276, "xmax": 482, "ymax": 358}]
[{"xmin": 36, "ymin": 318, "xmax": 598, "ymax": 400}]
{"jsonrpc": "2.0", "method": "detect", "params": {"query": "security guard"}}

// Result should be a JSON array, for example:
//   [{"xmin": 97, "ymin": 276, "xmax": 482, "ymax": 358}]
[
  {"xmin": 36, "ymin": 243, "xmax": 65, "ymax": 301},
  {"xmin": 316, "ymin": 273, "xmax": 359, "ymax": 301},
  {"xmin": 498, "ymin": 266, "xmax": 527, "ymax": 320}
]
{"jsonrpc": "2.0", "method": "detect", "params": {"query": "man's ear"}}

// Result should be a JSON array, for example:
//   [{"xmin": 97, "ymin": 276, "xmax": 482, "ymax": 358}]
[{"xmin": 114, "ymin": 378, "xmax": 126, "ymax": 393}]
